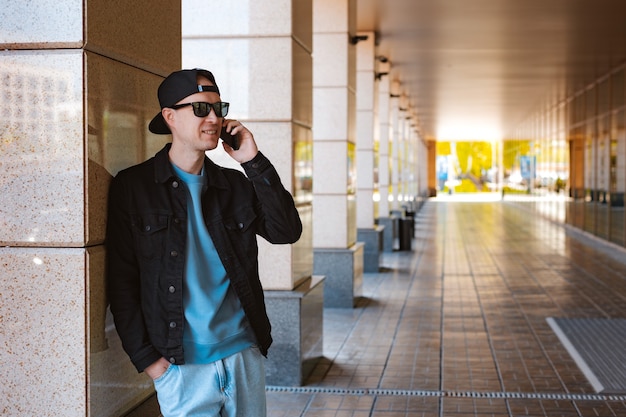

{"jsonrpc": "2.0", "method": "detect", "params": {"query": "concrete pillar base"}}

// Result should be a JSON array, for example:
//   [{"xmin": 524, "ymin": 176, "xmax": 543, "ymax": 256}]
[
  {"xmin": 314, "ymin": 243, "xmax": 364, "ymax": 308},
  {"xmin": 357, "ymin": 226, "xmax": 384, "ymax": 272},
  {"xmin": 264, "ymin": 276, "xmax": 325, "ymax": 386},
  {"xmin": 376, "ymin": 216, "xmax": 399, "ymax": 252}
]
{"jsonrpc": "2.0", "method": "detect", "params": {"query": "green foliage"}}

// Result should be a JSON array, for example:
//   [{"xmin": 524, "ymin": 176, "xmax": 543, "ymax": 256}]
[{"xmin": 555, "ymin": 177, "xmax": 566, "ymax": 192}]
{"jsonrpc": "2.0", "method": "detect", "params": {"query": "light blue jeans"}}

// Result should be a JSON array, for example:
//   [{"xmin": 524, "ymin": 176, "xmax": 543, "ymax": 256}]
[{"xmin": 153, "ymin": 346, "xmax": 266, "ymax": 417}]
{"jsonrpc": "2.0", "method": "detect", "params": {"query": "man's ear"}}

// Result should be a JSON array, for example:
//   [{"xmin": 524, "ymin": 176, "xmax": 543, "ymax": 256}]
[{"xmin": 162, "ymin": 108, "xmax": 175, "ymax": 130}]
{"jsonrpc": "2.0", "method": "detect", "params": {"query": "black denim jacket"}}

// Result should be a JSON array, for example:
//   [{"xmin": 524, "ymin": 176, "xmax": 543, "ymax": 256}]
[{"xmin": 106, "ymin": 143, "xmax": 302, "ymax": 373}]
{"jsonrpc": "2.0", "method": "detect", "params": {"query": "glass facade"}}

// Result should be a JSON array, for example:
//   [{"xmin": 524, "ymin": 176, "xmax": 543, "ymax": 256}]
[{"xmin": 510, "ymin": 67, "xmax": 626, "ymax": 247}]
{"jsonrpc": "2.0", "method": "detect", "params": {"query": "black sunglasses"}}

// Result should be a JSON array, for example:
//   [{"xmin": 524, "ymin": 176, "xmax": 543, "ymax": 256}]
[{"xmin": 169, "ymin": 101, "xmax": 230, "ymax": 118}]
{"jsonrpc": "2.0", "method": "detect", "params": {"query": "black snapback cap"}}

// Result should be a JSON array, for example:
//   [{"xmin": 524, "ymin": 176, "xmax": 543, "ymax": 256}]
[{"xmin": 148, "ymin": 68, "xmax": 220, "ymax": 134}]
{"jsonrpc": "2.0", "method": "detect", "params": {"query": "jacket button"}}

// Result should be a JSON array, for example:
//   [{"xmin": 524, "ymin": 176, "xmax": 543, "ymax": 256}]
[
  {"xmin": 170, "ymin": 250, "xmax": 178, "ymax": 257},
  {"xmin": 174, "ymin": 218, "xmax": 180, "ymax": 224},
  {"xmin": 238, "ymin": 222, "xmax": 244, "ymax": 229},
  {"xmin": 169, "ymin": 357, "xmax": 176, "ymax": 364},
  {"xmin": 169, "ymin": 321, "xmax": 177, "ymax": 328},
  {"xmin": 172, "ymin": 181, "xmax": 179, "ymax": 188},
  {"xmin": 169, "ymin": 285, "xmax": 176, "ymax": 293},
  {"xmin": 144, "ymin": 225, "xmax": 151, "ymax": 232}
]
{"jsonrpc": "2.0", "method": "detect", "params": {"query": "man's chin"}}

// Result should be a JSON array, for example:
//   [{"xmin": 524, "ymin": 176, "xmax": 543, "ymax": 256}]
[{"xmin": 201, "ymin": 140, "xmax": 220, "ymax": 152}]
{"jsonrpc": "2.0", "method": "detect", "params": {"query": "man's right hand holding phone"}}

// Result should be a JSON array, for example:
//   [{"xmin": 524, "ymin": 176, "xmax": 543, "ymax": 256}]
[{"xmin": 221, "ymin": 119, "xmax": 258, "ymax": 164}]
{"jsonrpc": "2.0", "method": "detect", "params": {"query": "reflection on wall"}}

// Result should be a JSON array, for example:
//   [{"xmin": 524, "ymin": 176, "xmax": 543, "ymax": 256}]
[
  {"xmin": 348, "ymin": 141, "xmax": 356, "ymax": 195},
  {"xmin": 86, "ymin": 53, "xmax": 171, "ymax": 417},
  {"xmin": 292, "ymin": 204, "xmax": 314, "ymax": 284},
  {"xmin": 293, "ymin": 125, "xmax": 314, "ymax": 283},
  {"xmin": 509, "ymin": 66, "xmax": 626, "ymax": 248},
  {"xmin": 294, "ymin": 137, "xmax": 313, "ymax": 204}
]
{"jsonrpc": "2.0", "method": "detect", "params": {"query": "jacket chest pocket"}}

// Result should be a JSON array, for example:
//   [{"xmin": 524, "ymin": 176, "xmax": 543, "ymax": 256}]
[
  {"xmin": 223, "ymin": 206, "xmax": 257, "ymax": 234},
  {"xmin": 131, "ymin": 214, "xmax": 169, "ymax": 259}
]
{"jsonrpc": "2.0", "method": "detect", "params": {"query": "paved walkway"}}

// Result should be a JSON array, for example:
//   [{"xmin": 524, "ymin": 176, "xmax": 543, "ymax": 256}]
[{"xmin": 266, "ymin": 198, "xmax": 626, "ymax": 416}]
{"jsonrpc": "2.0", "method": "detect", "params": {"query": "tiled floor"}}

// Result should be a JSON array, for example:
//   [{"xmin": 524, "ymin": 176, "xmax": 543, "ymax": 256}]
[{"xmin": 266, "ymin": 197, "xmax": 626, "ymax": 416}]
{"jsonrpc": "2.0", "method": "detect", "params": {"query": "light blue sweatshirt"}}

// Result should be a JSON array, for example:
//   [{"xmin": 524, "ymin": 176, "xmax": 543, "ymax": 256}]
[{"xmin": 171, "ymin": 163, "xmax": 256, "ymax": 364}]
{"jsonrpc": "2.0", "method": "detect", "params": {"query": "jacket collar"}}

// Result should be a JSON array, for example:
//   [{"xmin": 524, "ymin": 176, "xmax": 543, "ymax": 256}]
[{"xmin": 153, "ymin": 143, "xmax": 230, "ymax": 190}]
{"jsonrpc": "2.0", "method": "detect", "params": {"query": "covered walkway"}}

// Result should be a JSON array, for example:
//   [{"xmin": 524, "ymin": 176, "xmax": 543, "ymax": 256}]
[{"xmin": 267, "ymin": 197, "xmax": 626, "ymax": 416}]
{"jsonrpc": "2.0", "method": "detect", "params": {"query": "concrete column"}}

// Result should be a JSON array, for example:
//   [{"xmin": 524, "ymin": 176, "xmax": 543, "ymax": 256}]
[
  {"xmin": 420, "ymin": 131, "xmax": 430, "ymax": 199},
  {"xmin": 404, "ymin": 109, "xmax": 420, "ymax": 209},
  {"xmin": 379, "ymin": 81, "xmax": 403, "ymax": 251},
  {"xmin": 355, "ymin": 32, "xmax": 383, "ymax": 272},
  {"xmin": 413, "ymin": 122, "xmax": 428, "ymax": 204},
  {"xmin": 390, "ymin": 80, "xmax": 401, "ymax": 214},
  {"xmin": 312, "ymin": 0, "xmax": 364, "ymax": 308},
  {"xmin": 394, "ymin": 103, "xmax": 414, "ymax": 250},
  {"xmin": 406, "ymin": 113, "xmax": 418, "ymax": 205},
  {"xmin": 181, "ymin": 0, "xmax": 321, "ymax": 386},
  {"xmin": 356, "ymin": 32, "xmax": 376, "ymax": 229},
  {"xmin": 405, "ymin": 112, "xmax": 427, "ymax": 210},
  {"xmin": 377, "ymin": 73, "xmax": 394, "ymax": 251},
  {"xmin": 397, "ymin": 104, "xmax": 408, "ymax": 206},
  {"xmin": 428, "ymin": 139, "xmax": 438, "ymax": 197},
  {"xmin": 0, "ymin": 1, "xmax": 180, "ymax": 416}
]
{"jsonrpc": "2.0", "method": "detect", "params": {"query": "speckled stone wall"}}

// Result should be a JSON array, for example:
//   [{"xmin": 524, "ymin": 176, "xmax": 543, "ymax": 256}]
[{"xmin": 0, "ymin": 1, "xmax": 180, "ymax": 416}]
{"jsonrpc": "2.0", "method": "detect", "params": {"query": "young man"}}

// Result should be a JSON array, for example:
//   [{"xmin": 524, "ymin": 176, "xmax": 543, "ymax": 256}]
[{"xmin": 106, "ymin": 68, "xmax": 302, "ymax": 416}]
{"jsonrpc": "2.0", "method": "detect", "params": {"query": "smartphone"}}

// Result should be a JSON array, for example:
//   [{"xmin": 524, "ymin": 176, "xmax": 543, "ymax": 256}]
[{"xmin": 220, "ymin": 126, "xmax": 239, "ymax": 150}]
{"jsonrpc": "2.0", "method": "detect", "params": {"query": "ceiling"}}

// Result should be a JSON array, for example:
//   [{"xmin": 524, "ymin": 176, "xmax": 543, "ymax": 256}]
[{"xmin": 356, "ymin": 0, "xmax": 626, "ymax": 141}]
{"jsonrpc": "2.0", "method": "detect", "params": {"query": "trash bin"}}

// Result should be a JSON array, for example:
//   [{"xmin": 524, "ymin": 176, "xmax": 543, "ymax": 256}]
[
  {"xmin": 404, "ymin": 210, "xmax": 415, "ymax": 238},
  {"xmin": 398, "ymin": 217, "xmax": 412, "ymax": 251}
]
